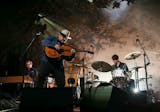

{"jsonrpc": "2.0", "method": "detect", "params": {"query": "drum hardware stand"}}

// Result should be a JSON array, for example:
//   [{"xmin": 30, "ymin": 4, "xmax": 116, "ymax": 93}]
[
  {"xmin": 136, "ymin": 39, "xmax": 152, "ymax": 103},
  {"xmin": 136, "ymin": 39, "xmax": 150, "ymax": 91},
  {"xmin": 80, "ymin": 53, "xmax": 86, "ymax": 98},
  {"xmin": 76, "ymin": 69, "xmax": 81, "ymax": 100},
  {"xmin": 133, "ymin": 61, "xmax": 140, "ymax": 91},
  {"xmin": 143, "ymin": 49, "xmax": 150, "ymax": 91},
  {"xmin": 77, "ymin": 48, "xmax": 93, "ymax": 99},
  {"xmin": 73, "ymin": 52, "xmax": 86, "ymax": 101}
]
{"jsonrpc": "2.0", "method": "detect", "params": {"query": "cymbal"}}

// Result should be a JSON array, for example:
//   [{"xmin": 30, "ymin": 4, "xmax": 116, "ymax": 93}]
[
  {"xmin": 124, "ymin": 51, "xmax": 141, "ymax": 60},
  {"xmin": 91, "ymin": 61, "xmax": 112, "ymax": 72}
]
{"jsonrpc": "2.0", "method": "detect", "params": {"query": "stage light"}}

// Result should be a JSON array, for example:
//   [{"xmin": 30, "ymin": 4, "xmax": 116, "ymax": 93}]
[{"xmin": 133, "ymin": 88, "xmax": 139, "ymax": 93}]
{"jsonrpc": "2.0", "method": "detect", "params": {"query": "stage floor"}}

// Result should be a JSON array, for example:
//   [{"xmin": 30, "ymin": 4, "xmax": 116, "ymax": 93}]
[{"xmin": 0, "ymin": 87, "xmax": 160, "ymax": 112}]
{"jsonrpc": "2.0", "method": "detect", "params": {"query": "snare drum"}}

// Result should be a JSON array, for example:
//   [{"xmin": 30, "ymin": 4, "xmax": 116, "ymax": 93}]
[{"xmin": 112, "ymin": 68, "xmax": 126, "ymax": 77}]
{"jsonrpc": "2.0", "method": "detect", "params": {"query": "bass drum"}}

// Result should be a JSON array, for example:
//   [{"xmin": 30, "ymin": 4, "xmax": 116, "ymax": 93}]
[
  {"xmin": 81, "ymin": 85, "xmax": 127, "ymax": 112},
  {"xmin": 110, "ymin": 77, "xmax": 127, "ymax": 89}
]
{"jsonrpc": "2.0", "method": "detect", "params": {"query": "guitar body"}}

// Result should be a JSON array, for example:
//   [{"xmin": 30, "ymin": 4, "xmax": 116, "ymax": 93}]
[
  {"xmin": 45, "ymin": 45, "xmax": 75, "ymax": 60},
  {"xmin": 45, "ymin": 47, "xmax": 60, "ymax": 58},
  {"xmin": 60, "ymin": 45, "xmax": 75, "ymax": 57}
]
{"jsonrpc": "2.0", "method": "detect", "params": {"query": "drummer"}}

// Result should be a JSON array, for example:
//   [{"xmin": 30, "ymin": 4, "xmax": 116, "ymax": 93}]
[{"xmin": 111, "ymin": 54, "xmax": 130, "ymax": 79}]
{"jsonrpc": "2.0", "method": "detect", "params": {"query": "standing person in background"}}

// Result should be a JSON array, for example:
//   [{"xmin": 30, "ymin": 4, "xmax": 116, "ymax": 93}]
[{"xmin": 37, "ymin": 29, "xmax": 75, "ymax": 88}]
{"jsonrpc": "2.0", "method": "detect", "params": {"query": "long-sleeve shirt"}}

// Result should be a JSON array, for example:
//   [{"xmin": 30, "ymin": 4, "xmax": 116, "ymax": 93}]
[{"xmin": 41, "ymin": 36, "xmax": 64, "ymax": 65}]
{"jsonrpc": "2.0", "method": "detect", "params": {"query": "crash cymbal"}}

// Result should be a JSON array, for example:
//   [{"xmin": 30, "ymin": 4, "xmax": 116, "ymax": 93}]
[
  {"xmin": 125, "ymin": 51, "xmax": 141, "ymax": 60},
  {"xmin": 91, "ymin": 61, "xmax": 112, "ymax": 72}
]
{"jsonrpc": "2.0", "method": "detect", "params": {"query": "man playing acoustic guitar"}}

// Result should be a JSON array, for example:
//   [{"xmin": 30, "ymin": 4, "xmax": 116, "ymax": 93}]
[{"xmin": 37, "ymin": 29, "xmax": 75, "ymax": 88}]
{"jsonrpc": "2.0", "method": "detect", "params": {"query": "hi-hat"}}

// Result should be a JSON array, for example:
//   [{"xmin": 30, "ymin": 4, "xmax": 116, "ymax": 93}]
[
  {"xmin": 91, "ymin": 61, "xmax": 112, "ymax": 72},
  {"xmin": 125, "ymin": 51, "xmax": 141, "ymax": 60}
]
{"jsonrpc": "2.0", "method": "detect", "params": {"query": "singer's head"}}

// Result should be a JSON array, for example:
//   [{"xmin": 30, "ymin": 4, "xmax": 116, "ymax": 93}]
[{"xmin": 58, "ymin": 29, "xmax": 72, "ymax": 43}]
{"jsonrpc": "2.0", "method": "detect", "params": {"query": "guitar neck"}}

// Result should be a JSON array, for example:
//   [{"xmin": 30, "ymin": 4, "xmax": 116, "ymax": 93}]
[{"xmin": 77, "ymin": 50, "xmax": 94, "ymax": 54}]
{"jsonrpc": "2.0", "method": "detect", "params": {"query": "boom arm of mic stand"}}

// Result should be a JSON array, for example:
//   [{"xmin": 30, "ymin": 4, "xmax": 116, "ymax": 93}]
[{"xmin": 20, "ymin": 32, "xmax": 41, "ymax": 59}]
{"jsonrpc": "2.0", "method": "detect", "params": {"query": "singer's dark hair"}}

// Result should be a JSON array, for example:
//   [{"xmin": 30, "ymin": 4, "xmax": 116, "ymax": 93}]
[{"xmin": 112, "ymin": 54, "xmax": 119, "ymax": 60}]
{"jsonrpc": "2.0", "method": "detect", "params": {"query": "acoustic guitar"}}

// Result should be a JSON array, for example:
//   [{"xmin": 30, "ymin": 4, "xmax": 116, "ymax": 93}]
[
  {"xmin": 45, "ymin": 45, "xmax": 75, "ymax": 59},
  {"xmin": 45, "ymin": 45, "xmax": 94, "ymax": 59}
]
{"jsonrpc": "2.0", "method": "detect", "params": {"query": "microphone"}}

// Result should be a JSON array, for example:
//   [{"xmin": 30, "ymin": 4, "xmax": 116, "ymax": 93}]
[
  {"xmin": 38, "ymin": 13, "xmax": 45, "ymax": 18},
  {"xmin": 33, "ymin": 32, "xmax": 41, "ymax": 39},
  {"xmin": 35, "ymin": 14, "xmax": 45, "ymax": 22},
  {"xmin": 146, "ymin": 62, "xmax": 150, "ymax": 66},
  {"xmin": 136, "ymin": 38, "xmax": 140, "ymax": 42},
  {"xmin": 136, "ymin": 37, "xmax": 151, "ymax": 65},
  {"xmin": 136, "ymin": 35, "xmax": 140, "ymax": 43},
  {"xmin": 87, "ymin": 51, "xmax": 94, "ymax": 54},
  {"xmin": 90, "ymin": 45, "xmax": 94, "ymax": 48},
  {"xmin": 36, "ymin": 32, "xmax": 41, "ymax": 36},
  {"xmin": 136, "ymin": 38, "xmax": 140, "ymax": 45}
]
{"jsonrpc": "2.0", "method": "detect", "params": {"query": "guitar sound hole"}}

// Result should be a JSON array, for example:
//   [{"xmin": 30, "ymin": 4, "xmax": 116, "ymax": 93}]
[{"xmin": 68, "ymin": 78, "xmax": 75, "ymax": 84}]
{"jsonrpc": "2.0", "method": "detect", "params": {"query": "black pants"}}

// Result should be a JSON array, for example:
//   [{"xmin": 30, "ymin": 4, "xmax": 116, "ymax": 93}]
[{"xmin": 37, "ymin": 61, "xmax": 65, "ymax": 88}]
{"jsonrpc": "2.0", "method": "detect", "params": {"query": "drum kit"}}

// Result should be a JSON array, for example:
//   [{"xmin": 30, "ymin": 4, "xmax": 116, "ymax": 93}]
[{"xmin": 84, "ymin": 51, "xmax": 143, "ymax": 91}]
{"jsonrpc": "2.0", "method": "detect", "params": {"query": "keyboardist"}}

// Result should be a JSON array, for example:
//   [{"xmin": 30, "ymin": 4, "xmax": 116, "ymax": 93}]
[{"xmin": 24, "ymin": 60, "xmax": 38, "ymax": 87}]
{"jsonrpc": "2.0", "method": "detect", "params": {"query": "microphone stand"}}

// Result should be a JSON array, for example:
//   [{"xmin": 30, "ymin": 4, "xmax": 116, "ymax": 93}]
[
  {"xmin": 79, "ymin": 49, "xmax": 92, "ymax": 98},
  {"xmin": 20, "ymin": 32, "xmax": 41, "ymax": 87},
  {"xmin": 136, "ymin": 39, "xmax": 150, "ymax": 91},
  {"xmin": 80, "ymin": 54, "xmax": 86, "ymax": 98}
]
